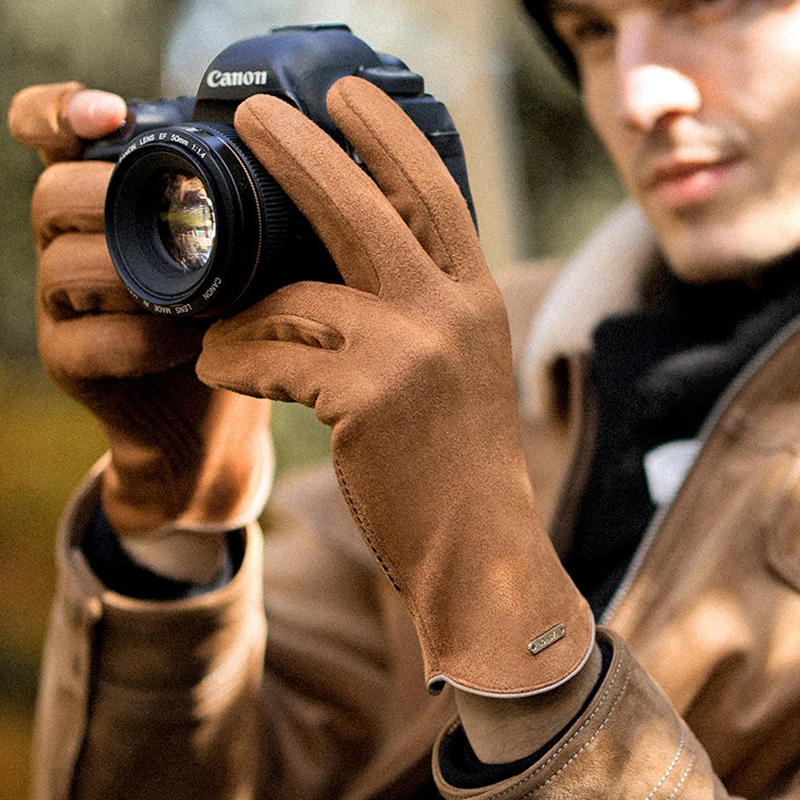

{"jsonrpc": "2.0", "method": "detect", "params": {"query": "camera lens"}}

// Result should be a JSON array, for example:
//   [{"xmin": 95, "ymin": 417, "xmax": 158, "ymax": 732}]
[
  {"xmin": 105, "ymin": 123, "xmax": 342, "ymax": 318},
  {"xmin": 156, "ymin": 171, "xmax": 216, "ymax": 272},
  {"xmin": 105, "ymin": 124, "xmax": 294, "ymax": 317}
]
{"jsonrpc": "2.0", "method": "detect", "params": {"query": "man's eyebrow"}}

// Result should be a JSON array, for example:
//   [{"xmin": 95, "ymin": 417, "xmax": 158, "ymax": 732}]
[{"xmin": 548, "ymin": 0, "xmax": 599, "ymax": 14}]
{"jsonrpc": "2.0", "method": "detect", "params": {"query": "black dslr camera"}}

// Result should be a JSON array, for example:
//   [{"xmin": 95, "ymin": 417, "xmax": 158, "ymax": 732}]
[{"xmin": 88, "ymin": 24, "xmax": 476, "ymax": 318}]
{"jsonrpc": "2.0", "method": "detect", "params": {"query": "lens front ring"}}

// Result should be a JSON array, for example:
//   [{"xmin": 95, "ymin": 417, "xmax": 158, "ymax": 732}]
[{"xmin": 105, "ymin": 124, "xmax": 288, "ymax": 317}]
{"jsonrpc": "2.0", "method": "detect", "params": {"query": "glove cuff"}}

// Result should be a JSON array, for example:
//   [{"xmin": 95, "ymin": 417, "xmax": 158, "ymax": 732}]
[{"xmin": 424, "ymin": 592, "xmax": 596, "ymax": 699}]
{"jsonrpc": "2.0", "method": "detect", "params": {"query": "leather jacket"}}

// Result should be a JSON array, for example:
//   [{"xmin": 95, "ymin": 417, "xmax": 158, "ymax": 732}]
[{"xmin": 33, "ymin": 203, "xmax": 800, "ymax": 799}]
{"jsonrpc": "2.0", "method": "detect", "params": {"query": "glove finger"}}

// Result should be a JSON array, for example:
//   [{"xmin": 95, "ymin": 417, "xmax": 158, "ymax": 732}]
[
  {"xmin": 8, "ymin": 82, "xmax": 85, "ymax": 164},
  {"xmin": 38, "ymin": 233, "xmax": 140, "ymax": 319},
  {"xmin": 327, "ymin": 77, "xmax": 484, "ymax": 281},
  {"xmin": 32, "ymin": 161, "xmax": 113, "ymax": 252},
  {"xmin": 39, "ymin": 304, "xmax": 203, "ymax": 386},
  {"xmin": 208, "ymin": 279, "xmax": 384, "ymax": 344},
  {"xmin": 63, "ymin": 89, "xmax": 127, "ymax": 140},
  {"xmin": 197, "ymin": 333, "xmax": 338, "ymax": 409},
  {"xmin": 38, "ymin": 234, "xmax": 202, "ymax": 382},
  {"xmin": 234, "ymin": 94, "xmax": 429, "ymax": 296},
  {"xmin": 201, "ymin": 281, "xmax": 401, "ymax": 424},
  {"xmin": 199, "ymin": 281, "xmax": 385, "ymax": 410}
]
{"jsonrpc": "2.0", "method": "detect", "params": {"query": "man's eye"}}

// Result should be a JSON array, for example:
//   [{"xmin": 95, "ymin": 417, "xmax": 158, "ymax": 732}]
[
  {"xmin": 572, "ymin": 18, "xmax": 615, "ymax": 42},
  {"xmin": 553, "ymin": 14, "xmax": 615, "ymax": 51},
  {"xmin": 673, "ymin": 0, "xmax": 741, "ymax": 21}
]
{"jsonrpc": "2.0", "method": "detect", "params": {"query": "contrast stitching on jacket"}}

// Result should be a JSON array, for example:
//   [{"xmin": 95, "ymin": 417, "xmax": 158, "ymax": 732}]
[
  {"xmin": 483, "ymin": 655, "xmax": 631, "ymax": 800},
  {"xmin": 644, "ymin": 730, "xmax": 686, "ymax": 800},
  {"xmin": 665, "ymin": 757, "xmax": 695, "ymax": 800},
  {"xmin": 524, "ymin": 671, "xmax": 631, "ymax": 797}
]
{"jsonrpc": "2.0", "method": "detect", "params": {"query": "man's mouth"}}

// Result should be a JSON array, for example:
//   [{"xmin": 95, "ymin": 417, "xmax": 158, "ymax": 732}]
[{"xmin": 645, "ymin": 156, "xmax": 742, "ymax": 209}]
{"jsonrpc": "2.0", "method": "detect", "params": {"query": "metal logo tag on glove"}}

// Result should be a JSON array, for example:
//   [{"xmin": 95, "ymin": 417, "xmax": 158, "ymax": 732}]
[{"xmin": 529, "ymin": 624, "xmax": 567, "ymax": 655}]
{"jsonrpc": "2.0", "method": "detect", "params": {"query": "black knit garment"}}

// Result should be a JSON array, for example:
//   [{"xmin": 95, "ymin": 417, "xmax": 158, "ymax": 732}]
[{"xmin": 565, "ymin": 257, "xmax": 800, "ymax": 617}]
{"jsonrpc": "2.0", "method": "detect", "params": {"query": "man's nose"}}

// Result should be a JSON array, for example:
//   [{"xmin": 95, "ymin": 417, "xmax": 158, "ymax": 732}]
[{"xmin": 616, "ymin": 19, "xmax": 701, "ymax": 131}]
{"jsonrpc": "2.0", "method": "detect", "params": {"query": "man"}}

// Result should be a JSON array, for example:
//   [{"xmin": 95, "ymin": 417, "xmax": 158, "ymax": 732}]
[{"xmin": 8, "ymin": 0, "xmax": 800, "ymax": 797}]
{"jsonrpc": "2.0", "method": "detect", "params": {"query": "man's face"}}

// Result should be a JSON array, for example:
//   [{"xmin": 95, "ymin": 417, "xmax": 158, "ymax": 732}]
[{"xmin": 551, "ymin": 0, "xmax": 800, "ymax": 282}]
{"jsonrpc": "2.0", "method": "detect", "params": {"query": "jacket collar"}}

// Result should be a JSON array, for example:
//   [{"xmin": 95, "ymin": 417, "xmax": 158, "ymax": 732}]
[{"xmin": 519, "ymin": 201, "xmax": 660, "ymax": 419}]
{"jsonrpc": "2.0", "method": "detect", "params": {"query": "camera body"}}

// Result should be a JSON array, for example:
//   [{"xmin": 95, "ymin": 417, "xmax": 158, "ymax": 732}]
[{"xmin": 91, "ymin": 24, "xmax": 476, "ymax": 318}]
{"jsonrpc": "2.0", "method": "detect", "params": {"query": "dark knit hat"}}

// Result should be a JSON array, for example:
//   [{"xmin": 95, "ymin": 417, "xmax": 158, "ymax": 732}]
[{"xmin": 521, "ymin": 0, "xmax": 580, "ymax": 85}]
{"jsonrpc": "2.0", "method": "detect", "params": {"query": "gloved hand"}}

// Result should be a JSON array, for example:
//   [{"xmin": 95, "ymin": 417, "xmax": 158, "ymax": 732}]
[
  {"xmin": 9, "ymin": 83, "xmax": 272, "ymax": 581},
  {"xmin": 197, "ymin": 77, "xmax": 594, "ymax": 695}
]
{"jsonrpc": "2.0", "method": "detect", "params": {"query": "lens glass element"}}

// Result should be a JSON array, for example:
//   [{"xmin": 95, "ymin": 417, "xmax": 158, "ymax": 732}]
[{"xmin": 157, "ymin": 172, "xmax": 216, "ymax": 271}]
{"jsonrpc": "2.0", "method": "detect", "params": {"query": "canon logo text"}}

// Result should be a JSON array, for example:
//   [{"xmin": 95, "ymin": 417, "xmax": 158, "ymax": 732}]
[{"xmin": 206, "ymin": 69, "xmax": 268, "ymax": 89}]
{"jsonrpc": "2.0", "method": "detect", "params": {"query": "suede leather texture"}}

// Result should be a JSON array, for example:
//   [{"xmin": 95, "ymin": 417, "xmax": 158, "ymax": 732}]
[
  {"xmin": 10, "ymin": 84, "xmax": 272, "ymax": 537},
  {"xmin": 8, "ymin": 81, "xmax": 85, "ymax": 164},
  {"xmin": 196, "ymin": 77, "xmax": 594, "ymax": 696}
]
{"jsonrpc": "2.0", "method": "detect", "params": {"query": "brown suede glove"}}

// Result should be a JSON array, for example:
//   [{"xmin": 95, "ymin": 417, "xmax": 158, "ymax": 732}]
[
  {"xmin": 197, "ymin": 77, "xmax": 594, "ymax": 696},
  {"xmin": 9, "ymin": 83, "xmax": 272, "ymax": 573}
]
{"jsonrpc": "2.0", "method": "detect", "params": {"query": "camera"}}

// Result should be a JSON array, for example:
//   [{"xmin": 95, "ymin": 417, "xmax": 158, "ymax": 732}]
[{"xmin": 87, "ymin": 24, "xmax": 476, "ymax": 318}]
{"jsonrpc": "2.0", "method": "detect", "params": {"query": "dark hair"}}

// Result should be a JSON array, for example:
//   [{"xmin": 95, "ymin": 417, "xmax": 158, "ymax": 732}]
[{"xmin": 521, "ymin": 0, "xmax": 580, "ymax": 86}]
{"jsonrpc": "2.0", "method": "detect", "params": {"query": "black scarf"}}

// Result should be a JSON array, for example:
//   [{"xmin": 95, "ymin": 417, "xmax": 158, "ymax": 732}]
[{"xmin": 565, "ymin": 256, "xmax": 800, "ymax": 617}]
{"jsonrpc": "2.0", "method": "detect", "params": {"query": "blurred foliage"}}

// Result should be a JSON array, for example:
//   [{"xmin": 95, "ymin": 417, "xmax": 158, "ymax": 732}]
[
  {"xmin": 0, "ymin": 362, "xmax": 105, "ymax": 796},
  {"xmin": 1, "ymin": 1, "xmax": 181, "ymax": 791},
  {"xmin": 1, "ymin": 0, "xmax": 181, "ymax": 358}
]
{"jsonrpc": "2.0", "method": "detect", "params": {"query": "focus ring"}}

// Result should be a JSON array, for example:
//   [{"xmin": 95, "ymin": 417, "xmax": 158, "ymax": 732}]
[{"xmin": 197, "ymin": 122, "xmax": 293, "ymax": 279}]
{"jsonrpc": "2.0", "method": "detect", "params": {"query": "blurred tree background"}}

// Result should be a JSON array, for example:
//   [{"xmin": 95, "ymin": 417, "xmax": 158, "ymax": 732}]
[{"xmin": 0, "ymin": 0, "xmax": 623, "ymax": 794}]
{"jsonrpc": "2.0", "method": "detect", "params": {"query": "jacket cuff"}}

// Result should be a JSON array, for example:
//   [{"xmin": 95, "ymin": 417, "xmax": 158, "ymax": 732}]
[
  {"xmin": 433, "ymin": 627, "xmax": 717, "ymax": 799},
  {"xmin": 32, "ymin": 462, "xmax": 266, "ymax": 800},
  {"xmin": 82, "ymin": 501, "xmax": 241, "ymax": 600}
]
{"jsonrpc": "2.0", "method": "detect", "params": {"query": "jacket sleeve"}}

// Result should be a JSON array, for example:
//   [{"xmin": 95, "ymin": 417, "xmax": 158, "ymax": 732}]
[
  {"xmin": 31, "ymin": 458, "xmax": 268, "ymax": 800},
  {"xmin": 30, "ymin": 458, "xmax": 434, "ymax": 800},
  {"xmin": 432, "ymin": 625, "xmax": 800, "ymax": 800},
  {"xmin": 425, "ymin": 265, "xmax": 800, "ymax": 800}
]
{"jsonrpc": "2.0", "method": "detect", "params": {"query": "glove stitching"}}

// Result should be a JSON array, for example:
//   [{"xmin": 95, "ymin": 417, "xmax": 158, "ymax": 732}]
[
  {"xmin": 332, "ymin": 456, "xmax": 442, "ymax": 668},
  {"xmin": 332, "ymin": 458, "xmax": 402, "ymax": 592},
  {"xmin": 336, "ymin": 86, "xmax": 461, "ymax": 282},
  {"xmin": 480, "ymin": 653, "xmax": 629, "ymax": 800}
]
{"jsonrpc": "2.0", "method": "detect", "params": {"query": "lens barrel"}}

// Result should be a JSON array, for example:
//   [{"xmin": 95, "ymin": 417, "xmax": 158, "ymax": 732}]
[{"xmin": 105, "ymin": 123, "xmax": 298, "ymax": 317}]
